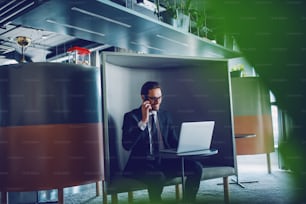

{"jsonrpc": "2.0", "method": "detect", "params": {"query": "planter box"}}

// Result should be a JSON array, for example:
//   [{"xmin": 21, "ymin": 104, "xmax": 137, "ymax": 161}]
[
  {"xmin": 230, "ymin": 70, "xmax": 242, "ymax": 78},
  {"xmin": 160, "ymin": 10, "xmax": 190, "ymax": 32}
]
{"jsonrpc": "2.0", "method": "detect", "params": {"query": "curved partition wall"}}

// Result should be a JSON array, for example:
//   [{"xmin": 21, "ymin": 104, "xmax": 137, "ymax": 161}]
[
  {"xmin": 0, "ymin": 62, "xmax": 103, "ymax": 191},
  {"xmin": 231, "ymin": 77, "xmax": 274, "ymax": 155}
]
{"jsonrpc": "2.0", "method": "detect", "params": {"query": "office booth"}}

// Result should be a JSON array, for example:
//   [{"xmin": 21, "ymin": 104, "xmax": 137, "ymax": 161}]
[{"xmin": 101, "ymin": 52, "xmax": 236, "ymax": 203}]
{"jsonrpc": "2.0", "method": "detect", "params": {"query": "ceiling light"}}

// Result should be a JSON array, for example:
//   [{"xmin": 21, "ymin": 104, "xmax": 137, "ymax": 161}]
[
  {"xmin": 156, "ymin": 34, "xmax": 188, "ymax": 47},
  {"xmin": 15, "ymin": 36, "xmax": 31, "ymax": 47},
  {"xmin": 41, "ymin": 35, "xmax": 49, "ymax": 39},
  {"xmin": 71, "ymin": 7, "xmax": 131, "ymax": 28},
  {"xmin": 130, "ymin": 41, "xmax": 164, "ymax": 52},
  {"xmin": 46, "ymin": 19, "xmax": 105, "ymax": 37},
  {"xmin": 15, "ymin": 36, "xmax": 31, "ymax": 63},
  {"xmin": 0, "ymin": 0, "xmax": 34, "ymax": 24}
]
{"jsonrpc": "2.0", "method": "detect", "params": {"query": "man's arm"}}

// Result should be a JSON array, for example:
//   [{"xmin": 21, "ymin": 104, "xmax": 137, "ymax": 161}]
[
  {"xmin": 122, "ymin": 111, "xmax": 147, "ymax": 151},
  {"xmin": 159, "ymin": 110, "xmax": 179, "ymax": 149}
]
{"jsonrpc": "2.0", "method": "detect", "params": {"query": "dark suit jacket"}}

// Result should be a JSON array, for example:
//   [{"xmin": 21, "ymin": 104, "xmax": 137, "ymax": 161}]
[{"xmin": 122, "ymin": 107, "xmax": 178, "ymax": 173}]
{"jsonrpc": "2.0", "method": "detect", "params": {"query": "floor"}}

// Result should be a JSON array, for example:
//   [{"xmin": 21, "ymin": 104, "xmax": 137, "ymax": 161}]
[
  {"xmin": 3, "ymin": 150, "xmax": 300, "ymax": 203},
  {"xmin": 63, "ymin": 150, "xmax": 299, "ymax": 204}
]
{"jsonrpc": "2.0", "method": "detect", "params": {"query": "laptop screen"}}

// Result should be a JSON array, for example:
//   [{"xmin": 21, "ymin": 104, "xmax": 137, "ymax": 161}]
[{"xmin": 177, "ymin": 121, "xmax": 215, "ymax": 153}]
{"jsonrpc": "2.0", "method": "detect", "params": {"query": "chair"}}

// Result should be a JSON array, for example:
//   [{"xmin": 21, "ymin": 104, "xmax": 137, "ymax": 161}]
[{"xmin": 101, "ymin": 119, "xmax": 235, "ymax": 204}]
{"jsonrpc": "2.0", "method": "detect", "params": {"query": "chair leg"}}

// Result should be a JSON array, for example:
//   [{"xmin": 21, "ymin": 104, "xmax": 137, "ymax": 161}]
[
  {"xmin": 223, "ymin": 177, "xmax": 230, "ymax": 204},
  {"xmin": 111, "ymin": 193, "xmax": 118, "ymax": 204},
  {"xmin": 1, "ymin": 191, "xmax": 7, "ymax": 204},
  {"xmin": 267, "ymin": 153, "xmax": 272, "ymax": 174},
  {"xmin": 58, "ymin": 188, "xmax": 64, "ymax": 204},
  {"xmin": 96, "ymin": 181, "xmax": 101, "ymax": 196},
  {"xmin": 102, "ymin": 180, "xmax": 108, "ymax": 204},
  {"xmin": 128, "ymin": 191, "xmax": 133, "ymax": 204},
  {"xmin": 175, "ymin": 184, "xmax": 181, "ymax": 201},
  {"xmin": 103, "ymin": 192, "xmax": 108, "ymax": 204}
]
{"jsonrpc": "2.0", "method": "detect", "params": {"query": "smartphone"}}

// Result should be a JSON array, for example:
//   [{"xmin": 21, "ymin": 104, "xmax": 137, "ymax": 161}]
[{"xmin": 144, "ymin": 96, "xmax": 152, "ymax": 111}]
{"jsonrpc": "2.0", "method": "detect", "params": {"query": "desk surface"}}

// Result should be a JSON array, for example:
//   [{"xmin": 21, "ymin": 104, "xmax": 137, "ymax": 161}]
[
  {"xmin": 160, "ymin": 148, "xmax": 218, "ymax": 157},
  {"xmin": 235, "ymin": 133, "xmax": 256, "ymax": 139}
]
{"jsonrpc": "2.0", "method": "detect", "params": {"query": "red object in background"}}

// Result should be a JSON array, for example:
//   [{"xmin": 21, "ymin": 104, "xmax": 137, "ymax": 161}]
[
  {"xmin": 67, "ymin": 46, "xmax": 91, "ymax": 65},
  {"xmin": 67, "ymin": 46, "xmax": 90, "ymax": 55}
]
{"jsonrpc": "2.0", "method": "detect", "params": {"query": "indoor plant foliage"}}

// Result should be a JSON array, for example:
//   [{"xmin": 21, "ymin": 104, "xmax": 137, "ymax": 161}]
[
  {"xmin": 161, "ymin": 0, "xmax": 192, "ymax": 32},
  {"xmin": 159, "ymin": 0, "xmax": 213, "ymax": 38},
  {"xmin": 230, "ymin": 64, "xmax": 245, "ymax": 77},
  {"xmin": 163, "ymin": 0, "xmax": 192, "ymax": 18},
  {"xmin": 189, "ymin": 8, "xmax": 209, "ymax": 37}
]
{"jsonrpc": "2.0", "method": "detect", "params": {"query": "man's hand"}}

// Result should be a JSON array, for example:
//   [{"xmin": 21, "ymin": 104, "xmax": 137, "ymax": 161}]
[{"xmin": 141, "ymin": 100, "xmax": 152, "ymax": 123}]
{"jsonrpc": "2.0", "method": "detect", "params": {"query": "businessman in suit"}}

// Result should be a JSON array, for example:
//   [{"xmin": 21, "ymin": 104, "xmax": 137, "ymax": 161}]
[{"xmin": 122, "ymin": 81, "xmax": 203, "ymax": 203}]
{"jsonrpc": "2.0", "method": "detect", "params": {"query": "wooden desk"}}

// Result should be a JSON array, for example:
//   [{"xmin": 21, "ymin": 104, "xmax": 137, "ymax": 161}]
[{"xmin": 235, "ymin": 133, "xmax": 256, "ymax": 139}]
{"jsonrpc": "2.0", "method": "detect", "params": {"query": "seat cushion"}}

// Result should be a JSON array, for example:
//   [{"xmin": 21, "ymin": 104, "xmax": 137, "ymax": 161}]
[
  {"xmin": 202, "ymin": 166, "xmax": 235, "ymax": 180},
  {"xmin": 104, "ymin": 166, "xmax": 235, "ymax": 194}
]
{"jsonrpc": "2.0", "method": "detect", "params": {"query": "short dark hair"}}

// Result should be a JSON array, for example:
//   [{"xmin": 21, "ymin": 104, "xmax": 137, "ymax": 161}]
[{"xmin": 140, "ymin": 81, "xmax": 161, "ymax": 95}]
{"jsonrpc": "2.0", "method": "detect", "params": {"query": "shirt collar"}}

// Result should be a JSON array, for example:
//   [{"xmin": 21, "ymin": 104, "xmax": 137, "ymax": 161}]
[{"xmin": 150, "ymin": 110, "xmax": 157, "ymax": 115}]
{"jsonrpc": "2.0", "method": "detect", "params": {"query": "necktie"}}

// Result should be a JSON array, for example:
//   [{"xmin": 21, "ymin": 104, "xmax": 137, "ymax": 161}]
[
  {"xmin": 150, "ymin": 112, "xmax": 164, "ymax": 155},
  {"xmin": 150, "ymin": 114, "xmax": 158, "ymax": 155}
]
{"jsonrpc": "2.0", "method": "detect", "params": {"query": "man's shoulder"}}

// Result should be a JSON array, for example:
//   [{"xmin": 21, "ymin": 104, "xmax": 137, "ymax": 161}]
[
  {"xmin": 158, "ymin": 109, "xmax": 171, "ymax": 115},
  {"xmin": 126, "ymin": 107, "xmax": 141, "ymax": 114},
  {"xmin": 124, "ymin": 107, "xmax": 141, "ymax": 118}
]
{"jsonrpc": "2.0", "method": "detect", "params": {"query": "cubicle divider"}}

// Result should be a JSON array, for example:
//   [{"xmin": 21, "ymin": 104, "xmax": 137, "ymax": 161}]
[
  {"xmin": 0, "ymin": 62, "xmax": 103, "ymax": 204},
  {"xmin": 231, "ymin": 77, "xmax": 275, "ymax": 174},
  {"xmin": 101, "ymin": 52, "xmax": 236, "ymax": 203}
]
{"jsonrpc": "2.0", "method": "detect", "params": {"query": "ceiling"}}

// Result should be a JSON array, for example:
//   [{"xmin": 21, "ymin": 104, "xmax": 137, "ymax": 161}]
[
  {"xmin": 0, "ymin": 0, "xmax": 107, "ymax": 64},
  {"xmin": 0, "ymin": 0, "xmax": 239, "ymax": 64},
  {"xmin": 0, "ymin": 24, "xmax": 76, "ymax": 63}
]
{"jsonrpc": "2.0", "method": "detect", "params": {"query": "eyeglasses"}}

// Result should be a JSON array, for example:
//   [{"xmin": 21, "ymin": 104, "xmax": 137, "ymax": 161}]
[{"xmin": 147, "ymin": 96, "xmax": 162, "ymax": 101}]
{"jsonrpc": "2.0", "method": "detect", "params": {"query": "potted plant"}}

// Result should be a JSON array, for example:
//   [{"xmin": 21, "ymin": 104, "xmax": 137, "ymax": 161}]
[
  {"xmin": 159, "ymin": 1, "xmax": 176, "ymax": 25},
  {"xmin": 190, "ymin": 8, "xmax": 204, "ymax": 36},
  {"xmin": 230, "ymin": 64, "xmax": 245, "ymax": 77},
  {"xmin": 189, "ymin": 8, "xmax": 212, "ymax": 38},
  {"xmin": 160, "ymin": 0, "xmax": 193, "ymax": 32}
]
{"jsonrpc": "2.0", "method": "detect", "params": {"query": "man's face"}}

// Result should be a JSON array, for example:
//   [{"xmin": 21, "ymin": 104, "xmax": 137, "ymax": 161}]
[{"xmin": 144, "ymin": 88, "xmax": 162, "ymax": 111}]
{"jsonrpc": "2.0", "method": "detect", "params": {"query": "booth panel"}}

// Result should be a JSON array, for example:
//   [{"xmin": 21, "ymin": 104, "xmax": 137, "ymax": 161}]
[
  {"xmin": 234, "ymin": 115, "xmax": 274, "ymax": 154},
  {"xmin": 231, "ymin": 77, "xmax": 274, "ymax": 155},
  {"xmin": 0, "ymin": 62, "xmax": 103, "ymax": 191},
  {"xmin": 0, "ymin": 123, "xmax": 102, "ymax": 191}
]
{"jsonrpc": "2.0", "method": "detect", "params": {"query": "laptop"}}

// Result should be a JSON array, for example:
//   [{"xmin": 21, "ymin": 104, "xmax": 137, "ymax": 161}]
[{"xmin": 160, "ymin": 121, "xmax": 215, "ymax": 154}]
